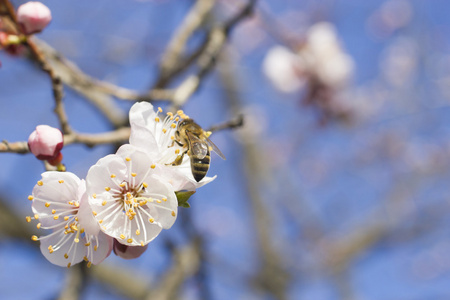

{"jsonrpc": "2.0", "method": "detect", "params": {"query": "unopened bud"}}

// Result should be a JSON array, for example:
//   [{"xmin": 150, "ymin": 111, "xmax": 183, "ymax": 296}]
[
  {"xmin": 17, "ymin": 2, "xmax": 52, "ymax": 35},
  {"xmin": 28, "ymin": 125, "xmax": 63, "ymax": 161},
  {"xmin": 113, "ymin": 239, "xmax": 148, "ymax": 259}
]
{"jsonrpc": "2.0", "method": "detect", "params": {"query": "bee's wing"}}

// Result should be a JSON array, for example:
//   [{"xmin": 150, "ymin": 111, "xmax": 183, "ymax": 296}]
[
  {"xmin": 187, "ymin": 132, "xmax": 209, "ymax": 159},
  {"xmin": 206, "ymin": 136, "xmax": 226, "ymax": 160}
]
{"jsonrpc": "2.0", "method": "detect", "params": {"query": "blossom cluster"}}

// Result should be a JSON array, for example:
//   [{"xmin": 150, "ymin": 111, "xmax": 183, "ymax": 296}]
[
  {"xmin": 262, "ymin": 22, "xmax": 356, "ymax": 124},
  {"xmin": 27, "ymin": 102, "xmax": 216, "ymax": 268}
]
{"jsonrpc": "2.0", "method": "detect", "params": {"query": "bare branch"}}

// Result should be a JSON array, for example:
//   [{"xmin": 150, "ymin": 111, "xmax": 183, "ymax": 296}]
[
  {"xmin": 207, "ymin": 114, "xmax": 244, "ymax": 132},
  {"xmin": 33, "ymin": 39, "xmax": 128, "ymax": 128},
  {"xmin": 158, "ymin": 0, "xmax": 216, "ymax": 81},
  {"xmin": 0, "ymin": 127, "xmax": 130, "ymax": 154}
]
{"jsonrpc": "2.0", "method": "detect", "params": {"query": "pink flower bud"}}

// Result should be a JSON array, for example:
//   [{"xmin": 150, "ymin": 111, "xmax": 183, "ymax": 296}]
[
  {"xmin": 113, "ymin": 239, "xmax": 148, "ymax": 259},
  {"xmin": 17, "ymin": 2, "xmax": 52, "ymax": 35},
  {"xmin": 28, "ymin": 125, "xmax": 63, "ymax": 161}
]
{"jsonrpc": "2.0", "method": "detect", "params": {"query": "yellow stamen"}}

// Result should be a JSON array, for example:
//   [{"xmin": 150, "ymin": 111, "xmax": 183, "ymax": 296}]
[
  {"xmin": 37, "ymin": 180, "xmax": 43, "ymax": 186},
  {"xmin": 158, "ymin": 107, "xmax": 163, "ymax": 113},
  {"xmin": 36, "ymin": 223, "xmax": 41, "ymax": 229},
  {"xmin": 102, "ymin": 200, "xmax": 107, "ymax": 206},
  {"xmin": 125, "ymin": 157, "xmax": 131, "ymax": 162},
  {"xmin": 28, "ymin": 195, "xmax": 34, "ymax": 201},
  {"xmin": 53, "ymin": 215, "xmax": 59, "ymax": 220},
  {"xmin": 92, "ymin": 211, "xmax": 97, "ymax": 216},
  {"xmin": 120, "ymin": 234, "xmax": 125, "ymax": 240},
  {"xmin": 92, "ymin": 193, "xmax": 97, "ymax": 199},
  {"xmin": 85, "ymin": 242, "xmax": 91, "ymax": 247},
  {"xmin": 151, "ymin": 164, "xmax": 156, "ymax": 169},
  {"xmin": 149, "ymin": 218, "xmax": 154, "ymax": 223},
  {"xmin": 131, "ymin": 173, "xmax": 137, "ymax": 177},
  {"xmin": 34, "ymin": 214, "xmax": 39, "ymax": 220},
  {"xmin": 142, "ymin": 182, "xmax": 148, "ymax": 188},
  {"xmin": 94, "ymin": 245, "xmax": 98, "ymax": 251},
  {"xmin": 162, "ymin": 128, "xmax": 167, "ymax": 134},
  {"xmin": 51, "ymin": 209, "xmax": 56, "ymax": 214},
  {"xmin": 172, "ymin": 211, "xmax": 176, "ymax": 217},
  {"xmin": 87, "ymin": 261, "xmax": 92, "ymax": 268},
  {"xmin": 25, "ymin": 216, "xmax": 31, "ymax": 223},
  {"xmin": 67, "ymin": 263, "xmax": 71, "ymax": 268},
  {"xmin": 31, "ymin": 235, "xmax": 38, "ymax": 241},
  {"xmin": 64, "ymin": 216, "xmax": 69, "ymax": 221},
  {"xmin": 127, "ymin": 238, "xmax": 133, "ymax": 243},
  {"xmin": 110, "ymin": 174, "xmax": 116, "ymax": 178},
  {"xmin": 58, "ymin": 180, "xmax": 64, "ymax": 184},
  {"xmin": 64, "ymin": 253, "xmax": 68, "ymax": 259},
  {"xmin": 105, "ymin": 187, "xmax": 111, "ymax": 191},
  {"xmin": 155, "ymin": 117, "xmax": 160, "ymax": 122},
  {"xmin": 162, "ymin": 197, "xmax": 167, "ymax": 202},
  {"xmin": 136, "ymin": 229, "xmax": 140, "ymax": 235},
  {"xmin": 45, "ymin": 202, "xmax": 50, "ymax": 207}
]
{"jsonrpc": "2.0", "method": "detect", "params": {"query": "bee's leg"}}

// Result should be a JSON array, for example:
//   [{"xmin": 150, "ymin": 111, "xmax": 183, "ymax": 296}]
[
  {"xmin": 168, "ymin": 149, "xmax": 188, "ymax": 166},
  {"xmin": 169, "ymin": 139, "xmax": 184, "ymax": 147}
]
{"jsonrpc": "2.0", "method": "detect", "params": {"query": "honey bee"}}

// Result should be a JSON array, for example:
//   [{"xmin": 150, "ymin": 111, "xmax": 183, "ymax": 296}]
[{"xmin": 171, "ymin": 118, "xmax": 226, "ymax": 182}]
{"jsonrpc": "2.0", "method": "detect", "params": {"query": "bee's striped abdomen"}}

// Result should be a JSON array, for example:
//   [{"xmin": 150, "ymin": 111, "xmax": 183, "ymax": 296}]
[{"xmin": 191, "ymin": 152, "xmax": 210, "ymax": 182}]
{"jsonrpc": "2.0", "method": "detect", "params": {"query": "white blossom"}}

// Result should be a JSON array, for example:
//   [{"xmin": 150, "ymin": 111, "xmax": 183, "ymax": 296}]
[
  {"xmin": 86, "ymin": 144, "xmax": 178, "ymax": 247},
  {"xmin": 302, "ymin": 22, "xmax": 354, "ymax": 88},
  {"xmin": 29, "ymin": 172, "xmax": 113, "ymax": 268},
  {"xmin": 262, "ymin": 22, "xmax": 354, "ymax": 93}
]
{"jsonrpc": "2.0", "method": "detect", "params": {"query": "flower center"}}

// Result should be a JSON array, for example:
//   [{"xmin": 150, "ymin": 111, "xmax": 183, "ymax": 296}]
[{"xmin": 114, "ymin": 180, "xmax": 149, "ymax": 221}]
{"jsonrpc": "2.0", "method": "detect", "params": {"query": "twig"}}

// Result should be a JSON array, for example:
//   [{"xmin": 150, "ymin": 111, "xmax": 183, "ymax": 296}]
[
  {"xmin": 167, "ymin": 0, "xmax": 257, "ymax": 109},
  {"xmin": 157, "ymin": 0, "xmax": 216, "ymax": 84},
  {"xmin": 207, "ymin": 114, "xmax": 244, "ymax": 132},
  {"xmin": 32, "ymin": 38, "xmax": 128, "ymax": 128},
  {"xmin": 0, "ymin": 127, "xmax": 130, "ymax": 154},
  {"xmin": 218, "ymin": 46, "xmax": 290, "ymax": 300},
  {"xmin": 26, "ymin": 38, "xmax": 71, "ymax": 134},
  {"xmin": 144, "ymin": 238, "xmax": 202, "ymax": 300}
]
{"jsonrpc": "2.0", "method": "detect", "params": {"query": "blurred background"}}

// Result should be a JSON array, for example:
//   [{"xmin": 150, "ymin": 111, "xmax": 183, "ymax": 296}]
[{"xmin": 1, "ymin": 0, "xmax": 450, "ymax": 299}]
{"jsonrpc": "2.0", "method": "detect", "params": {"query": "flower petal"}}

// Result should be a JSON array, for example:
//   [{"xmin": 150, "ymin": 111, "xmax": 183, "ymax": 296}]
[
  {"xmin": 39, "ymin": 229, "xmax": 85, "ymax": 268},
  {"xmin": 32, "ymin": 172, "xmax": 81, "ymax": 227},
  {"xmin": 89, "ymin": 231, "xmax": 113, "ymax": 265},
  {"xmin": 115, "ymin": 144, "xmax": 156, "ymax": 184},
  {"xmin": 140, "ymin": 174, "xmax": 178, "ymax": 229},
  {"xmin": 86, "ymin": 154, "xmax": 127, "ymax": 197}
]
